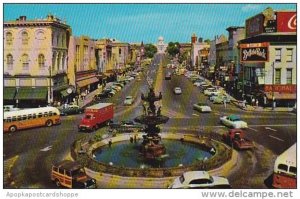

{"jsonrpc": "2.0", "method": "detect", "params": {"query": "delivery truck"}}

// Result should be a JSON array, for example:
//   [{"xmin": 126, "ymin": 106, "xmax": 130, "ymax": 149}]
[{"xmin": 78, "ymin": 103, "xmax": 113, "ymax": 132}]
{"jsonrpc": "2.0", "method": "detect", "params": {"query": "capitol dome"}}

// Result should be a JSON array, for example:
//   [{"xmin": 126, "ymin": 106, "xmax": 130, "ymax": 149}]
[{"xmin": 158, "ymin": 36, "xmax": 164, "ymax": 41}]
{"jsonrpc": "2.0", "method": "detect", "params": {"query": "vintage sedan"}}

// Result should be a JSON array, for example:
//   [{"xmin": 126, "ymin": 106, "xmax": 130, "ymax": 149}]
[
  {"xmin": 193, "ymin": 103, "xmax": 212, "ymax": 113},
  {"xmin": 174, "ymin": 87, "xmax": 182, "ymax": 95},
  {"xmin": 168, "ymin": 171, "xmax": 231, "ymax": 189},
  {"xmin": 213, "ymin": 95, "xmax": 231, "ymax": 104},
  {"xmin": 58, "ymin": 105, "xmax": 84, "ymax": 116},
  {"xmin": 124, "ymin": 96, "xmax": 134, "ymax": 105},
  {"xmin": 220, "ymin": 114, "xmax": 248, "ymax": 129}
]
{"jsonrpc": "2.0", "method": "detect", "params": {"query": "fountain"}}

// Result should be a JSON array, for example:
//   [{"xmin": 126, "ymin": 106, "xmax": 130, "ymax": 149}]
[{"xmin": 134, "ymin": 87, "xmax": 169, "ymax": 159}]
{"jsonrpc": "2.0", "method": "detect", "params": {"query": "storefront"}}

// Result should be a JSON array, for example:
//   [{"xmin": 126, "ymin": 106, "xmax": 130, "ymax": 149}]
[{"xmin": 14, "ymin": 87, "xmax": 48, "ymax": 108}]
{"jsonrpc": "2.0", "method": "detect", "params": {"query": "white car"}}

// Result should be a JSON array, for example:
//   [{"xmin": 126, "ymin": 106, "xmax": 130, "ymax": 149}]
[
  {"xmin": 168, "ymin": 171, "xmax": 231, "ymax": 189},
  {"xmin": 124, "ymin": 96, "xmax": 134, "ymax": 105},
  {"xmin": 204, "ymin": 88, "xmax": 220, "ymax": 96},
  {"xmin": 220, "ymin": 115, "xmax": 248, "ymax": 129},
  {"xmin": 193, "ymin": 103, "xmax": 212, "ymax": 113},
  {"xmin": 173, "ymin": 87, "xmax": 182, "ymax": 95}
]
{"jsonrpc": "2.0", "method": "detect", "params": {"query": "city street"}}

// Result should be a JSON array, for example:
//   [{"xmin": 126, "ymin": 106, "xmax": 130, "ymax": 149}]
[{"xmin": 3, "ymin": 54, "xmax": 296, "ymax": 188}]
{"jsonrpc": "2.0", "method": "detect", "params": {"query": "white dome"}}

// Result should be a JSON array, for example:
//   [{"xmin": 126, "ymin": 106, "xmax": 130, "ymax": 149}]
[{"xmin": 158, "ymin": 36, "xmax": 164, "ymax": 41}]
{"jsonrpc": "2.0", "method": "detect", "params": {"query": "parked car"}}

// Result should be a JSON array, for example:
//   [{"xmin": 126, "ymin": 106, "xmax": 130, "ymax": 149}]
[
  {"xmin": 204, "ymin": 88, "xmax": 219, "ymax": 96},
  {"xmin": 168, "ymin": 171, "xmax": 231, "ymax": 189},
  {"xmin": 173, "ymin": 87, "xmax": 182, "ymax": 95},
  {"xmin": 58, "ymin": 105, "xmax": 84, "ymax": 116},
  {"xmin": 4, "ymin": 105, "xmax": 20, "ymax": 112},
  {"xmin": 193, "ymin": 103, "xmax": 212, "ymax": 113},
  {"xmin": 220, "ymin": 114, "xmax": 248, "ymax": 129},
  {"xmin": 124, "ymin": 96, "xmax": 134, "ymax": 105},
  {"xmin": 213, "ymin": 95, "xmax": 231, "ymax": 104}
]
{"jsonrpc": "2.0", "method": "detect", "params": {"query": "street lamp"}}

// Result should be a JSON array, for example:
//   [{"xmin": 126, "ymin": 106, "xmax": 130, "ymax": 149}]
[{"xmin": 49, "ymin": 66, "xmax": 52, "ymax": 105}]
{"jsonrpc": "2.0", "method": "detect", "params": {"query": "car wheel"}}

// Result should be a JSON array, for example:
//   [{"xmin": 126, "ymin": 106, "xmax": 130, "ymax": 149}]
[
  {"xmin": 9, "ymin": 125, "xmax": 17, "ymax": 133},
  {"xmin": 55, "ymin": 179, "xmax": 61, "ymax": 187},
  {"xmin": 45, "ymin": 120, "xmax": 53, "ymax": 127}
]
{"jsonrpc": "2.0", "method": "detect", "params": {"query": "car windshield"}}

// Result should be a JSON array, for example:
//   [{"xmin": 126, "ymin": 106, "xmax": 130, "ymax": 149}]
[
  {"xmin": 229, "ymin": 115, "xmax": 241, "ymax": 121},
  {"xmin": 126, "ymin": 96, "xmax": 132, "ymax": 99},
  {"xmin": 85, "ymin": 115, "xmax": 92, "ymax": 119}
]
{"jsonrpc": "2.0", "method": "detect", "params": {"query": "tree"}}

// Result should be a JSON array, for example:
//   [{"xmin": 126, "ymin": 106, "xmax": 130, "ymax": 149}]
[
  {"xmin": 167, "ymin": 42, "xmax": 180, "ymax": 57},
  {"xmin": 178, "ymin": 50, "xmax": 189, "ymax": 64},
  {"xmin": 144, "ymin": 44, "xmax": 157, "ymax": 58}
]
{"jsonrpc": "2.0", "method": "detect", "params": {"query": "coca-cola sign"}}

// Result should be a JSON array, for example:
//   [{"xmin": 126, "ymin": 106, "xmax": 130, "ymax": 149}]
[
  {"xmin": 277, "ymin": 12, "xmax": 297, "ymax": 32},
  {"xmin": 240, "ymin": 43, "xmax": 269, "ymax": 62}
]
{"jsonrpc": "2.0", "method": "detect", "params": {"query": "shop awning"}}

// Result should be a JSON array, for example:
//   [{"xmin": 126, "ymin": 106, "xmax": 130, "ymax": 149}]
[
  {"xmin": 15, "ymin": 87, "xmax": 48, "ymax": 100},
  {"xmin": 76, "ymin": 77, "xmax": 99, "ymax": 88},
  {"xmin": 266, "ymin": 92, "xmax": 296, "ymax": 100},
  {"xmin": 4, "ymin": 87, "xmax": 16, "ymax": 100}
]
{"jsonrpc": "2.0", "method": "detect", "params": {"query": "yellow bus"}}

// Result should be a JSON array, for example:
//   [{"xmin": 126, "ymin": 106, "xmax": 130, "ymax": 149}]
[{"xmin": 3, "ymin": 107, "xmax": 61, "ymax": 133}]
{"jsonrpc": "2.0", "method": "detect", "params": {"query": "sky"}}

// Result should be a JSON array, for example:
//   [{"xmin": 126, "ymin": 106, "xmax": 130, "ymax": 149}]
[{"xmin": 3, "ymin": 3, "xmax": 296, "ymax": 44}]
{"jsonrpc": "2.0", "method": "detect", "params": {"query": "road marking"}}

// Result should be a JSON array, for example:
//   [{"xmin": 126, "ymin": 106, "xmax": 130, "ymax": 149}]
[
  {"xmin": 40, "ymin": 146, "xmax": 52, "ymax": 152},
  {"xmin": 265, "ymin": 127, "xmax": 277, "ymax": 132},
  {"xmin": 269, "ymin": 135, "xmax": 284, "ymax": 142},
  {"xmin": 248, "ymin": 127, "xmax": 258, "ymax": 132}
]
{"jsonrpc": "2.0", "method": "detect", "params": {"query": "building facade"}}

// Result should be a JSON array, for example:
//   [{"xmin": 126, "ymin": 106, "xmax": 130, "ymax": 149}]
[
  {"xmin": 191, "ymin": 34, "xmax": 210, "ymax": 70},
  {"xmin": 4, "ymin": 15, "xmax": 71, "ymax": 107},
  {"xmin": 239, "ymin": 8, "xmax": 296, "ymax": 107},
  {"xmin": 156, "ymin": 36, "xmax": 167, "ymax": 54},
  {"xmin": 68, "ymin": 35, "xmax": 99, "ymax": 100}
]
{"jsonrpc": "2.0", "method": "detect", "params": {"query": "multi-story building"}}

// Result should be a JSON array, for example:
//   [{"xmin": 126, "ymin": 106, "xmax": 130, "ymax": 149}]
[
  {"xmin": 68, "ymin": 35, "xmax": 99, "ymax": 99},
  {"xmin": 107, "ymin": 39, "xmax": 130, "ymax": 74},
  {"xmin": 239, "ymin": 8, "xmax": 296, "ymax": 107},
  {"xmin": 157, "ymin": 36, "xmax": 167, "ymax": 54},
  {"xmin": 4, "ymin": 15, "xmax": 71, "ymax": 107},
  {"xmin": 191, "ymin": 34, "xmax": 210, "ymax": 70},
  {"xmin": 215, "ymin": 35, "xmax": 228, "ymax": 85},
  {"xmin": 129, "ymin": 42, "xmax": 144, "ymax": 68},
  {"xmin": 226, "ymin": 26, "xmax": 245, "ymax": 96},
  {"xmin": 95, "ymin": 38, "xmax": 112, "ymax": 74}
]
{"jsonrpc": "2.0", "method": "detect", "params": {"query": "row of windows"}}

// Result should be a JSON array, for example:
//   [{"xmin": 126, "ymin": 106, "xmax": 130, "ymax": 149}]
[
  {"xmin": 275, "ymin": 48, "xmax": 294, "ymax": 62},
  {"xmin": 6, "ymin": 54, "xmax": 45, "ymax": 69},
  {"xmin": 6, "ymin": 31, "xmax": 66, "ymax": 46},
  {"xmin": 275, "ymin": 68, "xmax": 293, "ymax": 84},
  {"xmin": 278, "ymin": 164, "xmax": 297, "ymax": 175},
  {"xmin": 4, "ymin": 111, "xmax": 58, "ymax": 123}
]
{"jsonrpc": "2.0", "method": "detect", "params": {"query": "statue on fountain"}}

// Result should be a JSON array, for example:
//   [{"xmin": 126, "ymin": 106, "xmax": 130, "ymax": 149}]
[{"xmin": 134, "ymin": 86, "xmax": 169, "ymax": 159}]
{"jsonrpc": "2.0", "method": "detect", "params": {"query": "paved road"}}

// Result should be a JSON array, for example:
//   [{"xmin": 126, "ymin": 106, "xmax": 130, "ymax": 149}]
[{"xmin": 3, "ymin": 54, "xmax": 296, "ymax": 188}]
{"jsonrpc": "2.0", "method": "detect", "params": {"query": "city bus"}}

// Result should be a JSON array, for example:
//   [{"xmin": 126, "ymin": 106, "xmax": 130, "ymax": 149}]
[
  {"xmin": 3, "ymin": 107, "xmax": 61, "ymax": 133},
  {"xmin": 272, "ymin": 143, "xmax": 296, "ymax": 188}
]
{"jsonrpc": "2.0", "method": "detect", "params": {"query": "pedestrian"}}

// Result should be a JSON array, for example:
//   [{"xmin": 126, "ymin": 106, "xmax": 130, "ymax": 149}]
[
  {"xmin": 252, "ymin": 98, "xmax": 255, "ymax": 106},
  {"xmin": 263, "ymin": 96, "xmax": 267, "ymax": 108},
  {"xmin": 223, "ymin": 100, "xmax": 227, "ymax": 109},
  {"xmin": 243, "ymin": 99, "xmax": 247, "ymax": 109},
  {"xmin": 256, "ymin": 99, "xmax": 259, "ymax": 108}
]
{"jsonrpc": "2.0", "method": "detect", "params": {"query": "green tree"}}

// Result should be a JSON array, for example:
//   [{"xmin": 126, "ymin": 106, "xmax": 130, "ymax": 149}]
[
  {"xmin": 144, "ymin": 44, "xmax": 157, "ymax": 58},
  {"xmin": 167, "ymin": 42, "xmax": 180, "ymax": 57},
  {"xmin": 178, "ymin": 50, "xmax": 189, "ymax": 64}
]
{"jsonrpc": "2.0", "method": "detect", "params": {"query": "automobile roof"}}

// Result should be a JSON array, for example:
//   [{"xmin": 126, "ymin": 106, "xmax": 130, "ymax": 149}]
[
  {"xmin": 53, "ymin": 160, "xmax": 82, "ymax": 171},
  {"xmin": 228, "ymin": 115, "xmax": 241, "ymax": 120}
]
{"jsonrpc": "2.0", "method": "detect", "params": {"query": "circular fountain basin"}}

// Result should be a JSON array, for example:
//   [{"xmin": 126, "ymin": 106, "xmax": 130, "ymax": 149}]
[{"xmin": 93, "ymin": 139, "xmax": 213, "ymax": 168}]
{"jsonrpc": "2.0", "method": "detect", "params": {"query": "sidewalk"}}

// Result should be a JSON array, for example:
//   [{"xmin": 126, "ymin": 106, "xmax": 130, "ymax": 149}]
[{"xmin": 78, "ymin": 87, "xmax": 103, "ymax": 108}]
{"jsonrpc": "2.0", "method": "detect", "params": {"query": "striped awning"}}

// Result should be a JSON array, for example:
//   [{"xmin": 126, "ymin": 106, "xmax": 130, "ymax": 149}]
[{"xmin": 15, "ymin": 87, "xmax": 48, "ymax": 100}]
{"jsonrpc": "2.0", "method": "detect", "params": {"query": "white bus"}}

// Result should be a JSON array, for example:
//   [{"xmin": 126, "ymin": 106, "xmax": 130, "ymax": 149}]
[
  {"xmin": 4, "ymin": 107, "xmax": 61, "ymax": 133},
  {"xmin": 272, "ymin": 143, "xmax": 296, "ymax": 188}
]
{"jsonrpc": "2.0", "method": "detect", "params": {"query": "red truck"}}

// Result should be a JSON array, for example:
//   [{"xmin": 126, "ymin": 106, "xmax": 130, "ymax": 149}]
[
  {"xmin": 78, "ymin": 103, "xmax": 114, "ymax": 132},
  {"xmin": 223, "ymin": 129, "xmax": 254, "ymax": 150}
]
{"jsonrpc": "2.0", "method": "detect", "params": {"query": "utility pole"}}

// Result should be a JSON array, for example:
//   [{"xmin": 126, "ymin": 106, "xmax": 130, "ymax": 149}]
[{"xmin": 242, "ymin": 63, "xmax": 245, "ymax": 101}]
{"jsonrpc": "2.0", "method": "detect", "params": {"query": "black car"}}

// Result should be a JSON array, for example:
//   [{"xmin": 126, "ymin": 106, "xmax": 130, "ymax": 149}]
[{"xmin": 58, "ymin": 105, "xmax": 84, "ymax": 116}]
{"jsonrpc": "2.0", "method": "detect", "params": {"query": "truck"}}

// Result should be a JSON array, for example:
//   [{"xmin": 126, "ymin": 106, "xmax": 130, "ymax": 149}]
[
  {"xmin": 78, "ymin": 103, "xmax": 113, "ymax": 132},
  {"xmin": 222, "ymin": 129, "xmax": 254, "ymax": 150}
]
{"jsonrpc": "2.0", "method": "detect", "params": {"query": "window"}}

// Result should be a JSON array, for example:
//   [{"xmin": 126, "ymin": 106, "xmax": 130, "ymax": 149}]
[
  {"xmin": 22, "ymin": 115, "xmax": 27, "ymax": 120},
  {"xmin": 286, "ymin": 69, "xmax": 292, "ymax": 84},
  {"xmin": 189, "ymin": 179, "xmax": 212, "ymax": 185},
  {"xmin": 6, "ymin": 32, "xmax": 13, "ymax": 45},
  {"xmin": 21, "ymin": 54, "xmax": 29, "ymax": 70},
  {"xmin": 278, "ymin": 164, "xmax": 288, "ymax": 172},
  {"xmin": 33, "ymin": 114, "xmax": 37, "ymax": 119},
  {"xmin": 38, "ymin": 54, "xmax": 45, "ymax": 68},
  {"xmin": 286, "ymin": 48, "xmax": 293, "ymax": 62},
  {"xmin": 52, "ymin": 167, "xmax": 58, "ymax": 172},
  {"xmin": 275, "ymin": 48, "xmax": 281, "ymax": 62},
  {"xmin": 119, "ymin": 48, "xmax": 122, "ymax": 55},
  {"xmin": 275, "ymin": 69, "xmax": 281, "ymax": 84},
  {"xmin": 7, "ymin": 54, "xmax": 13, "ymax": 70},
  {"xmin": 28, "ymin": 114, "xmax": 32, "ymax": 119},
  {"xmin": 22, "ymin": 31, "xmax": 29, "ymax": 45},
  {"xmin": 58, "ymin": 168, "xmax": 64, "ymax": 175},
  {"xmin": 38, "ymin": 113, "xmax": 43, "ymax": 118},
  {"xmin": 17, "ymin": 116, "xmax": 22, "ymax": 121},
  {"xmin": 44, "ymin": 112, "xmax": 49, "ymax": 117},
  {"xmin": 12, "ymin": 117, "xmax": 17, "ymax": 122},
  {"xmin": 289, "ymin": 166, "xmax": 297, "ymax": 175}
]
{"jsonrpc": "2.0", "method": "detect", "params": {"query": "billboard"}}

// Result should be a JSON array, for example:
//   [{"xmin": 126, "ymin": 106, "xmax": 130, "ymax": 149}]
[
  {"xmin": 240, "ymin": 42, "xmax": 269, "ymax": 62},
  {"xmin": 246, "ymin": 14, "xmax": 264, "ymax": 37},
  {"xmin": 277, "ymin": 12, "xmax": 297, "ymax": 32}
]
